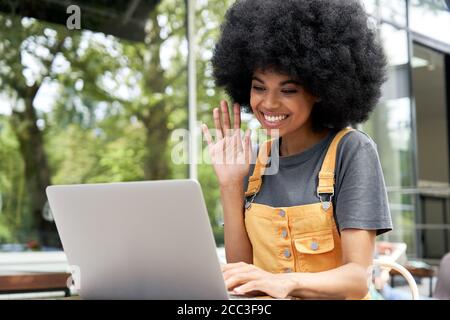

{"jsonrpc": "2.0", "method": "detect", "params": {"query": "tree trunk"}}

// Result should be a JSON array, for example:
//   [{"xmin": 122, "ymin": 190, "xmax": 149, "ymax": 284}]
[
  {"xmin": 11, "ymin": 95, "xmax": 60, "ymax": 248},
  {"xmin": 139, "ymin": 9, "xmax": 172, "ymax": 180},
  {"xmin": 142, "ymin": 103, "xmax": 171, "ymax": 180}
]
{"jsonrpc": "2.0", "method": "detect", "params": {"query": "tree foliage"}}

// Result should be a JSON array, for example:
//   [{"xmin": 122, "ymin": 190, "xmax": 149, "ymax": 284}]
[{"xmin": 0, "ymin": 0, "xmax": 238, "ymax": 248}]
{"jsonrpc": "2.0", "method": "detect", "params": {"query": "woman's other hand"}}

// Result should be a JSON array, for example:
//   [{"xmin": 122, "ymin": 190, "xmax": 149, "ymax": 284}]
[{"xmin": 222, "ymin": 262, "xmax": 295, "ymax": 299}]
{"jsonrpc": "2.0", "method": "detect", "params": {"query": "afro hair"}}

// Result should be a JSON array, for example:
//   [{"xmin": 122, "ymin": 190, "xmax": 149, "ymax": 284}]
[{"xmin": 212, "ymin": 0, "xmax": 387, "ymax": 129}]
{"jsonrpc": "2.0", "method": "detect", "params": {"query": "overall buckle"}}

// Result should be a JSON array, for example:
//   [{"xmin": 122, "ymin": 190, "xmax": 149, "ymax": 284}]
[
  {"xmin": 317, "ymin": 191, "xmax": 334, "ymax": 211},
  {"xmin": 245, "ymin": 193, "xmax": 257, "ymax": 210}
]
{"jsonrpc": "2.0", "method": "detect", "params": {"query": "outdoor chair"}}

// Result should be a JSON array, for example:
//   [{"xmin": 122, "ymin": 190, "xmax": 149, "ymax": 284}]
[{"xmin": 373, "ymin": 259, "xmax": 420, "ymax": 300}]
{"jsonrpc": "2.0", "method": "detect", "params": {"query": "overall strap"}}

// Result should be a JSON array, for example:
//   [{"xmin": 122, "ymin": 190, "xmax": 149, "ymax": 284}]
[
  {"xmin": 317, "ymin": 128, "xmax": 355, "ymax": 198},
  {"xmin": 244, "ymin": 128, "xmax": 355, "ymax": 199},
  {"xmin": 244, "ymin": 139, "xmax": 273, "ymax": 197}
]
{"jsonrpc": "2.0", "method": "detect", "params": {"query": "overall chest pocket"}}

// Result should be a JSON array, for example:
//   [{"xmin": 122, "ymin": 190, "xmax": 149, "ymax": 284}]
[
  {"xmin": 293, "ymin": 228, "xmax": 339, "ymax": 273},
  {"xmin": 294, "ymin": 230, "xmax": 335, "ymax": 254}
]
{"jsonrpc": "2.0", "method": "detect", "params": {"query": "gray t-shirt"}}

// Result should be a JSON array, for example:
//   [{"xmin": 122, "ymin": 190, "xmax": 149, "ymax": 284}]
[{"xmin": 243, "ymin": 129, "xmax": 393, "ymax": 235}]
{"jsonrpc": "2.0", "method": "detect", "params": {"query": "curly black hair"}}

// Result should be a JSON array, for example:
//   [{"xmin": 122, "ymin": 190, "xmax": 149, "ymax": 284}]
[{"xmin": 212, "ymin": 0, "xmax": 387, "ymax": 129}]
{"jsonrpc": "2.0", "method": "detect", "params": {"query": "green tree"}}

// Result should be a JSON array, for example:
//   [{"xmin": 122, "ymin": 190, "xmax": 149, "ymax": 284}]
[
  {"xmin": 0, "ymin": 15, "xmax": 71, "ymax": 246},
  {"xmin": 0, "ymin": 0, "xmax": 240, "ymax": 248},
  {"xmin": 0, "ymin": 0, "xmax": 189, "ymax": 246}
]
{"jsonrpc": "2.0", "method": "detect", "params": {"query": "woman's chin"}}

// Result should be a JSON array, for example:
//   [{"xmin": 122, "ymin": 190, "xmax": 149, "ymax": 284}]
[{"xmin": 265, "ymin": 128, "xmax": 283, "ymax": 138}]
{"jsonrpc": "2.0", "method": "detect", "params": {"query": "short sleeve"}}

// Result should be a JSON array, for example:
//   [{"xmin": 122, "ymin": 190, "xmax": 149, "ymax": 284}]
[{"xmin": 334, "ymin": 133, "xmax": 393, "ymax": 236}]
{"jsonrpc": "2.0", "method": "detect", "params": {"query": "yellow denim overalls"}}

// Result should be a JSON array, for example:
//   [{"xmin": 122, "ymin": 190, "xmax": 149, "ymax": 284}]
[{"xmin": 244, "ymin": 128, "xmax": 370, "ymax": 298}]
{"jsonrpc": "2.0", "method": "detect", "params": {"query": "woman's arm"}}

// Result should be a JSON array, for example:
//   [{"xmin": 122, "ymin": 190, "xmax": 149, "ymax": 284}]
[
  {"xmin": 287, "ymin": 229, "xmax": 376, "ymax": 299},
  {"xmin": 225, "ymin": 229, "xmax": 376, "ymax": 299},
  {"xmin": 220, "ymin": 183, "xmax": 253, "ymax": 264},
  {"xmin": 202, "ymin": 100, "xmax": 253, "ymax": 264}
]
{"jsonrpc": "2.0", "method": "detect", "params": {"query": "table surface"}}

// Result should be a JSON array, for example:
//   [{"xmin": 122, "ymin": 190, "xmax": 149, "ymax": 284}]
[{"xmin": 0, "ymin": 272, "xmax": 71, "ymax": 293}]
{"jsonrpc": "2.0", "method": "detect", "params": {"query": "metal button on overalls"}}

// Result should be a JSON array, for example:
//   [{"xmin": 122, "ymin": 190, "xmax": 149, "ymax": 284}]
[{"xmin": 283, "ymin": 249, "xmax": 291, "ymax": 258}]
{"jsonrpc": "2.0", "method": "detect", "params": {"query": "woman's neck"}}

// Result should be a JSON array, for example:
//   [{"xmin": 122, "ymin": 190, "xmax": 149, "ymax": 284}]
[{"xmin": 279, "ymin": 123, "xmax": 330, "ymax": 157}]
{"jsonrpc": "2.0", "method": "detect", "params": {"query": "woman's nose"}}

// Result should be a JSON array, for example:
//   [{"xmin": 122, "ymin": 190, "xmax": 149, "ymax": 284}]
[{"xmin": 261, "ymin": 91, "xmax": 280, "ymax": 109}]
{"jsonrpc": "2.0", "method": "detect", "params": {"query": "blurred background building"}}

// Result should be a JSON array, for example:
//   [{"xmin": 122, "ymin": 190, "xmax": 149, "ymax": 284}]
[
  {"xmin": 0, "ymin": 0, "xmax": 449, "ymax": 266},
  {"xmin": 361, "ymin": 0, "xmax": 450, "ymax": 264}
]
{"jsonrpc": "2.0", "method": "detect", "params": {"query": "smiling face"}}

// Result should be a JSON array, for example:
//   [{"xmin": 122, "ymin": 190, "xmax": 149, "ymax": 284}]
[{"xmin": 250, "ymin": 69, "xmax": 319, "ymax": 137}]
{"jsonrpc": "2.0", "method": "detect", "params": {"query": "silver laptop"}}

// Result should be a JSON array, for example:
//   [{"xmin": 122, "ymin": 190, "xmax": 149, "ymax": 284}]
[{"xmin": 46, "ymin": 179, "xmax": 233, "ymax": 300}]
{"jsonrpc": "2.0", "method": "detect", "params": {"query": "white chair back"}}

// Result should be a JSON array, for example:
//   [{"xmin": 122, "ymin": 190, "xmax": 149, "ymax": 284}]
[{"xmin": 373, "ymin": 258, "xmax": 420, "ymax": 300}]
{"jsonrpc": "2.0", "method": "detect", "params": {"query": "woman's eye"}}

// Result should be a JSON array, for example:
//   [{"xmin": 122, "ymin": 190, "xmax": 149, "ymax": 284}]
[
  {"xmin": 281, "ymin": 89, "xmax": 298, "ymax": 94},
  {"xmin": 252, "ymin": 86, "xmax": 265, "ymax": 92}
]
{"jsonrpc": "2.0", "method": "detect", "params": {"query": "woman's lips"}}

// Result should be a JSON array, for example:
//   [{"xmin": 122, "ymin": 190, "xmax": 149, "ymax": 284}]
[{"xmin": 259, "ymin": 111, "xmax": 289, "ymax": 128}]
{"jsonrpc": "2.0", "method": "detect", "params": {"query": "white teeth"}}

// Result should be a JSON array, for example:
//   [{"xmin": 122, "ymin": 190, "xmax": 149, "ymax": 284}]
[{"xmin": 263, "ymin": 114, "xmax": 288, "ymax": 122}]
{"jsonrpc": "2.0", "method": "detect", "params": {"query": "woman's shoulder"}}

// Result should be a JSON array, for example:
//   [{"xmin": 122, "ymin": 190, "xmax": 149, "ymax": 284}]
[
  {"xmin": 337, "ymin": 128, "xmax": 377, "ymax": 153},
  {"xmin": 331, "ymin": 128, "xmax": 381, "ymax": 168}
]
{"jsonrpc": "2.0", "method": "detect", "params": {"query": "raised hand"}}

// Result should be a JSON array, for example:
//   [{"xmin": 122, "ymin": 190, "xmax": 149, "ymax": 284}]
[{"xmin": 202, "ymin": 100, "xmax": 252, "ymax": 186}]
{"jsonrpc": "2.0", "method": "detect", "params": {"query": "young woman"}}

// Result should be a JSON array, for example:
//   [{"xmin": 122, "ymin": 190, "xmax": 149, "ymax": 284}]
[{"xmin": 202, "ymin": 0, "xmax": 392, "ymax": 299}]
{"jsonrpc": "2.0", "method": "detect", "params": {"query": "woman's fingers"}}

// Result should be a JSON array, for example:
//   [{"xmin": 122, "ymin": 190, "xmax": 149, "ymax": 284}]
[
  {"xmin": 225, "ymin": 273, "xmax": 257, "ymax": 291},
  {"xmin": 213, "ymin": 107, "xmax": 224, "ymax": 140},
  {"xmin": 222, "ymin": 261, "xmax": 248, "ymax": 269},
  {"xmin": 223, "ymin": 264, "xmax": 256, "ymax": 281},
  {"xmin": 244, "ymin": 129, "xmax": 252, "ymax": 164},
  {"xmin": 233, "ymin": 103, "xmax": 241, "ymax": 130},
  {"xmin": 202, "ymin": 124, "xmax": 213, "ymax": 146},
  {"xmin": 234, "ymin": 129, "xmax": 243, "ymax": 154},
  {"xmin": 212, "ymin": 101, "xmax": 241, "ymax": 141},
  {"xmin": 222, "ymin": 262, "xmax": 249, "ymax": 272},
  {"xmin": 208, "ymin": 102, "xmax": 250, "ymax": 165},
  {"xmin": 233, "ymin": 280, "xmax": 264, "ymax": 295},
  {"xmin": 221, "ymin": 100, "xmax": 232, "ymax": 136}
]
